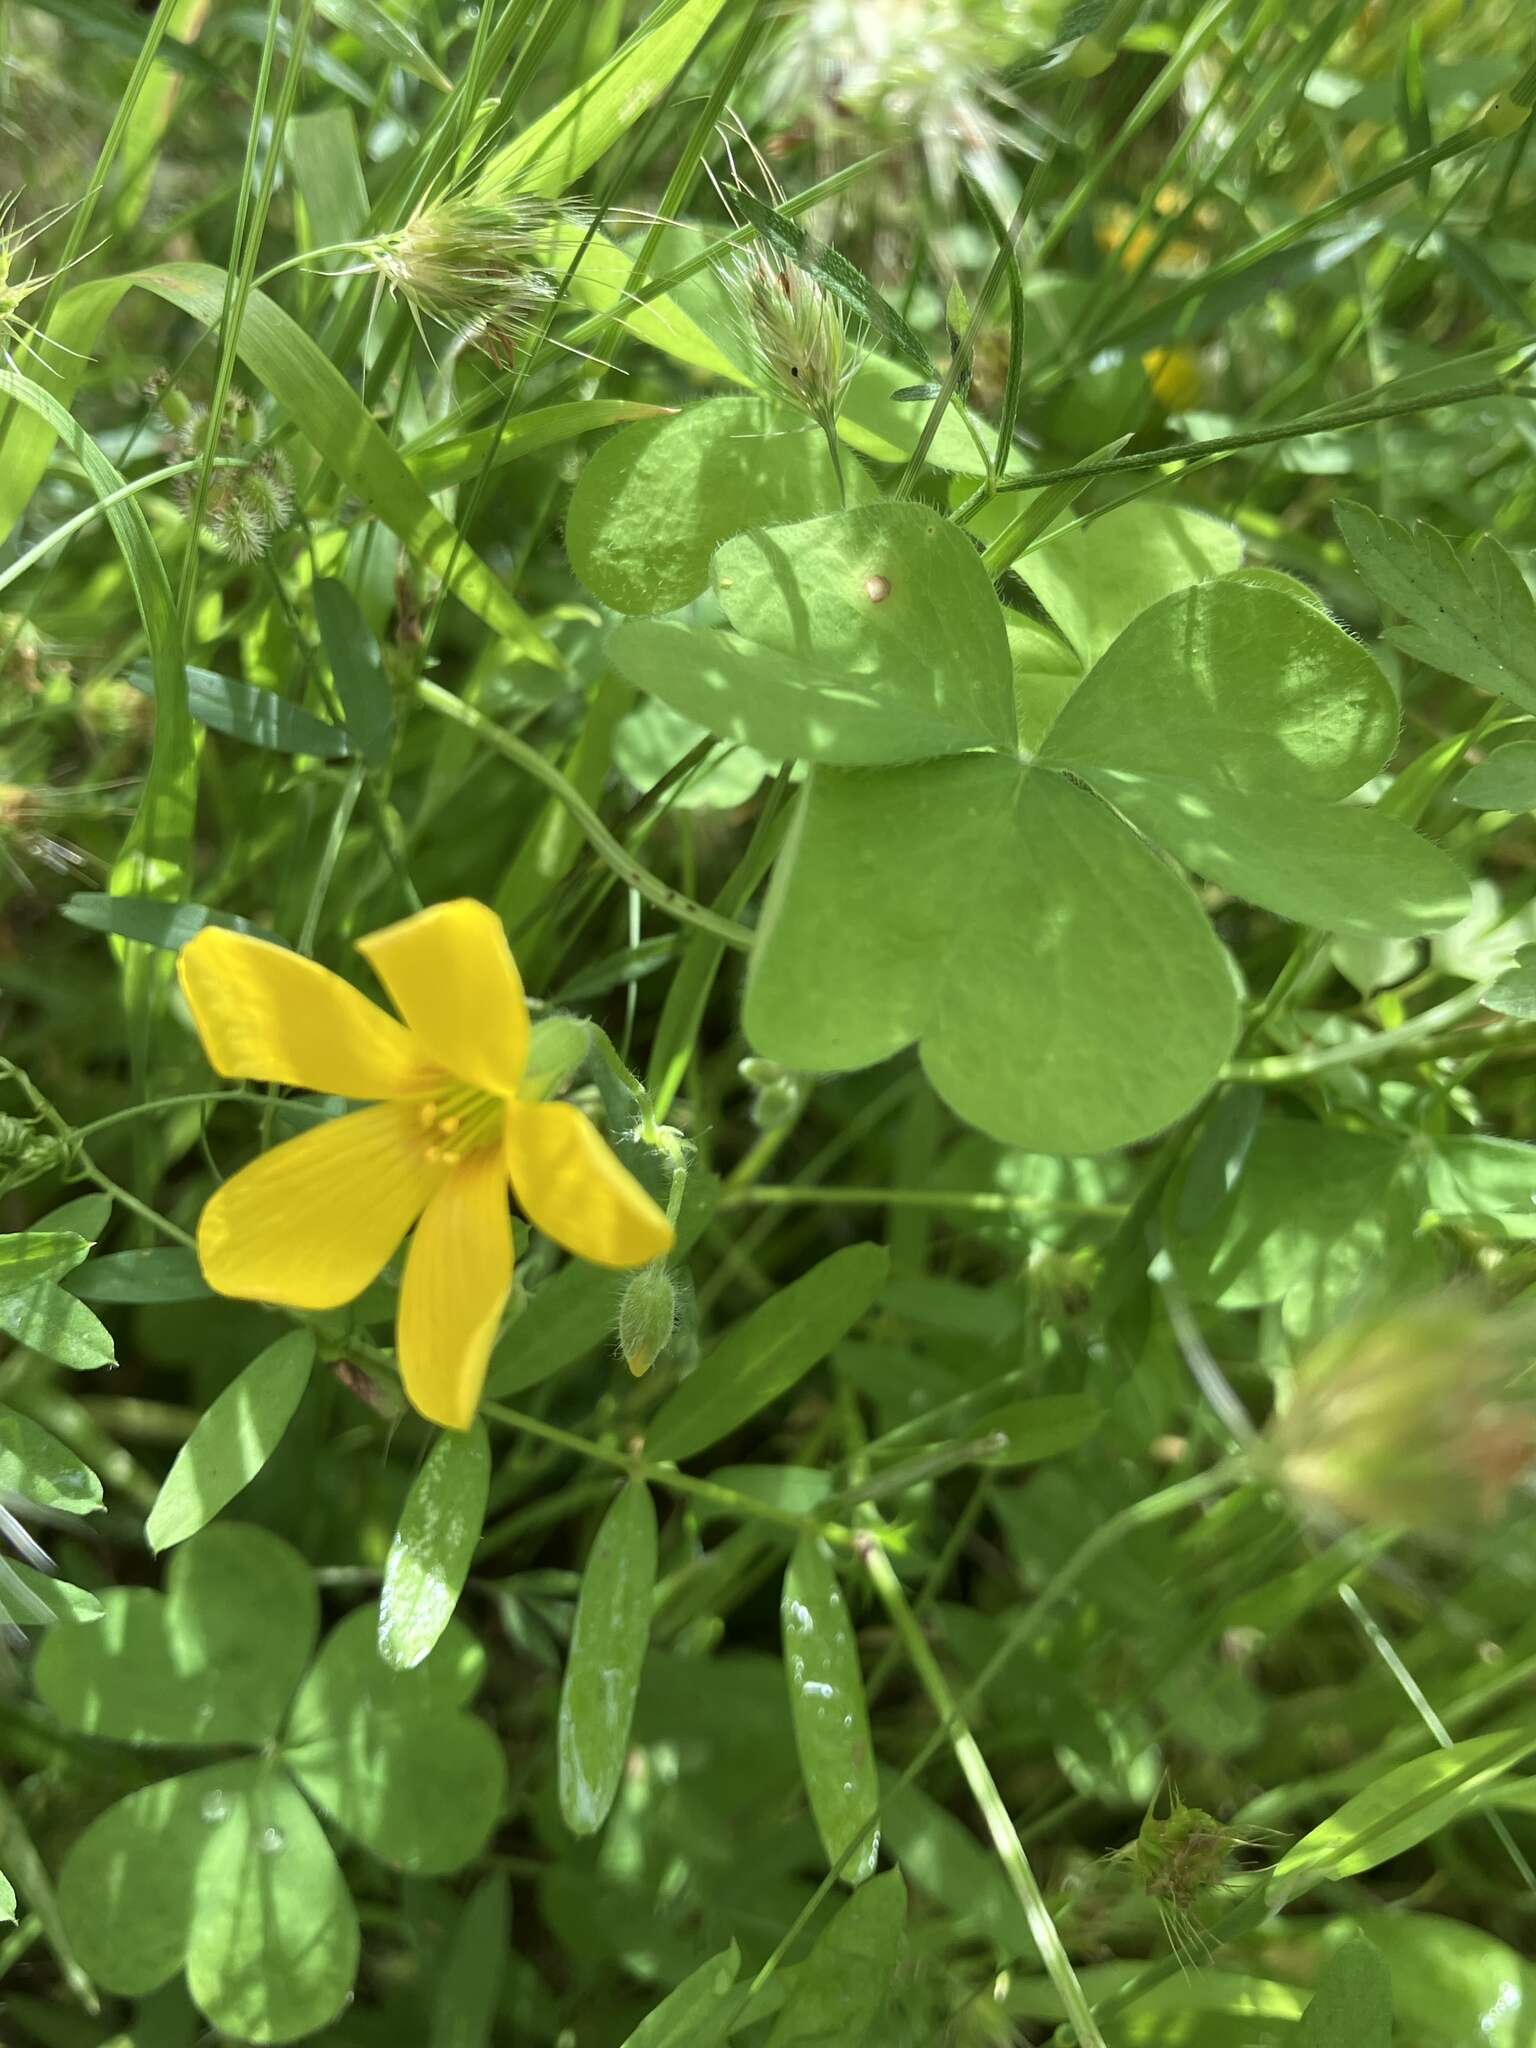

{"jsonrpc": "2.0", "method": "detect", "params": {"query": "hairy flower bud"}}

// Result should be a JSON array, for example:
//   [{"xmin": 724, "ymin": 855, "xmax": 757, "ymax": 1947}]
[{"xmin": 618, "ymin": 1261, "xmax": 677, "ymax": 1379}]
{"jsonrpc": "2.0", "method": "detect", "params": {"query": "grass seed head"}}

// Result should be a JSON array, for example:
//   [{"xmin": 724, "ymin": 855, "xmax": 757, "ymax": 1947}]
[
  {"xmin": 369, "ymin": 192, "xmax": 566, "ymax": 364},
  {"xmin": 727, "ymin": 243, "xmax": 856, "ymax": 437}
]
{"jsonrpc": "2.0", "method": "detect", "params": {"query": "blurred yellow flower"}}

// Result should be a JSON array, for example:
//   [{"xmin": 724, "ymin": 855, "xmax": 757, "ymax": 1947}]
[
  {"xmin": 178, "ymin": 899, "xmax": 673, "ymax": 1431},
  {"xmin": 1141, "ymin": 346, "xmax": 1203, "ymax": 414}
]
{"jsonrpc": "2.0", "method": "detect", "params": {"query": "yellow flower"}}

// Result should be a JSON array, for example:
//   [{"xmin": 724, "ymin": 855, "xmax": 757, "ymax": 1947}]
[
  {"xmin": 177, "ymin": 899, "xmax": 674, "ymax": 1431},
  {"xmin": 1141, "ymin": 346, "xmax": 1202, "ymax": 414}
]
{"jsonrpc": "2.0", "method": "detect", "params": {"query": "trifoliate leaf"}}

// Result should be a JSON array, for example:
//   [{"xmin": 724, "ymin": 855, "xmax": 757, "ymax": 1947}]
[
  {"xmin": 36, "ymin": 1524, "xmax": 319, "ymax": 1746},
  {"xmin": 284, "ymin": 1608, "xmax": 504, "ymax": 1874},
  {"xmin": 568, "ymin": 398, "xmax": 874, "ymax": 616}
]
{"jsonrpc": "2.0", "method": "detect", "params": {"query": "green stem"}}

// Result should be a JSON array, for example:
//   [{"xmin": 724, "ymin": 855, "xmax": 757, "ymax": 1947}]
[
  {"xmin": 720, "ymin": 1184, "xmax": 1126, "ymax": 1219},
  {"xmin": 417, "ymin": 682, "xmax": 753, "ymax": 950},
  {"xmin": 988, "ymin": 370, "xmax": 1532, "ymax": 498},
  {"xmin": 863, "ymin": 1536, "xmax": 1107, "ymax": 2048},
  {"xmin": 481, "ymin": 1399, "xmax": 851, "ymax": 1543},
  {"xmin": 1225, "ymin": 986, "xmax": 1488, "ymax": 1082}
]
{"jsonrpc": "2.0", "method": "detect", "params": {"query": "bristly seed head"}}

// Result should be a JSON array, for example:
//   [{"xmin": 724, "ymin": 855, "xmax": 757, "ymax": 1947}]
[
  {"xmin": 726, "ymin": 243, "xmax": 858, "ymax": 437},
  {"xmin": 368, "ymin": 192, "xmax": 570, "ymax": 365}
]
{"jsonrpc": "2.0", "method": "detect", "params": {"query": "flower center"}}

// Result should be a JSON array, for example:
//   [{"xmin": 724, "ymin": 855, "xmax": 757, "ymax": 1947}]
[{"xmin": 416, "ymin": 1081, "xmax": 505, "ymax": 1166}]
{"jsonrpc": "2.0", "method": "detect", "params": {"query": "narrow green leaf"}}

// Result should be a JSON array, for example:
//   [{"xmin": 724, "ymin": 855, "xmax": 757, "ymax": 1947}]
[
  {"xmin": 0, "ymin": 1410, "xmax": 102, "ymax": 1518},
  {"xmin": 288, "ymin": 106, "xmax": 370, "ymax": 256},
  {"xmin": 478, "ymin": 0, "xmax": 731, "ymax": 197},
  {"xmin": 1299, "ymin": 1937, "xmax": 1394, "ymax": 2047},
  {"xmin": 1272, "ymin": 1727, "xmax": 1536, "ymax": 1905},
  {"xmin": 647, "ymin": 1244, "xmax": 889, "ymax": 1463},
  {"xmin": 1337, "ymin": 501, "xmax": 1536, "ymax": 713},
  {"xmin": 1397, "ymin": 22, "xmax": 1431, "ymax": 191},
  {"xmin": 0, "ymin": 1561, "xmax": 104, "ymax": 1627},
  {"xmin": 973, "ymin": 1394, "xmax": 1104, "ymax": 1466},
  {"xmin": 616, "ymin": 1944, "xmax": 744, "ymax": 2048},
  {"xmin": 764, "ymin": 1869, "xmax": 906, "ymax": 2048},
  {"xmin": 406, "ymin": 400, "xmax": 675, "ymax": 491},
  {"xmin": 147, "ymin": 1332, "xmax": 315, "ymax": 1553},
  {"xmin": 430, "ymin": 1874, "xmax": 510, "ymax": 2048},
  {"xmin": 0, "ymin": 1232, "xmax": 91, "ymax": 1292},
  {"xmin": 130, "ymin": 660, "xmax": 351, "ymax": 757},
  {"xmin": 314, "ymin": 0, "xmax": 450, "ymax": 90},
  {"xmin": 558, "ymin": 1480, "xmax": 657, "ymax": 1836},
  {"xmin": 63, "ymin": 893, "xmax": 280, "ymax": 951},
  {"xmin": 1435, "ymin": 229, "xmax": 1532, "ymax": 331},
  {"xmin": 379, "ymin": 1424, "xmax": 492, "ymax": 1671},
  {"xmin": 314, "ymin": 577, "xmax": 393, "ymax": 767},
  {"xmin": 0, "ymin": 1870, "xmax": 14, "ymax": 1923},
  {"xmin": 783, "ymin": 1536, "xmax": 880, "ymax": 1885},
  {"xmin": 18, "ymin": 0, "xmax": 216, "ymax": 73},
  {"xmin": 0, "ymin": 367, "xmax": 194, "ymax": 1014},
  {"xmin": 963, "ymin": 174, "xmax": 1026, "ymax": 469},
  {"xmin": 66, "ymin": 1248, "xmax": 213, "ymax": 1304}
]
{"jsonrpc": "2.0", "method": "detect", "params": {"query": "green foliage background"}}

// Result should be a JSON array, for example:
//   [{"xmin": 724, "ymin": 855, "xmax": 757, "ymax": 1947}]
[{"xmin": 2, "ymin": 0, "xmax": 1536, "ymax": 2043}]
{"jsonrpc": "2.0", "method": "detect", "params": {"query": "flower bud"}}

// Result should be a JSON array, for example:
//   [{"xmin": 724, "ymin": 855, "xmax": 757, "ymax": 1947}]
[
  {"xmin": 738, "ymin": 1056, "xmax": 807, "ymax": 1131},
  {"xmin": 618, "ymin": 1262, "xmax": 677, "ymax": 1379},
  {"xmin": 1064, "ymin": 33, "xmax": 1118, "ymax": 78},
  {"xmin": 1266, "ymin": 1294, "xmax": 1536, "ymax": 1535}
]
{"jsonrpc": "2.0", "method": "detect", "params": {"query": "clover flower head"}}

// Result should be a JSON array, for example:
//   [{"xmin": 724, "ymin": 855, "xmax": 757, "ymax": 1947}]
[
  {"xmin": 178, "ymin": 900, "xmax": 674, "ymax": 1430},
  {"xmin": 1266, "ymin": 1293, "xmax": 1536, "ymax": 1536}
]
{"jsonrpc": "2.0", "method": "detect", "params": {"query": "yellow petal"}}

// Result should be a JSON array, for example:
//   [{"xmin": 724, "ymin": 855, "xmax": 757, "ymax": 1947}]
[
  {"xmin": 179, "ymin": 928, "xmax": 430, "ymax": 1099},
  {"xmin": 356, "ymin": 899, "xmax": 529, "ymax": 1097},
  {"xmin": 505, "ymin": 1102, "xmax": 674, "ymax": 1269},
  {"xmin": 197, "ymin": 1103, "xmax": 440, "ymax": 1310},
  {"xmin": 397, "ymin": 1149, "xmax": 512, "ymax": 1431}
]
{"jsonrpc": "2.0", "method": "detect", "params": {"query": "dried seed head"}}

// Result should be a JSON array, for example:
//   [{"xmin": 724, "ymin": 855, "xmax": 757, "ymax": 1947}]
[
  {"xmin": 726, "ymin": 243, "xmax": 857, "ymax": 437},
  {"xmin": 1267, "ymin": 1293, "xmax": 1536, "ymax": 1535},
  {"xmin": 369, "ymin": 192, "xmax": 567, "ymax": 364}
]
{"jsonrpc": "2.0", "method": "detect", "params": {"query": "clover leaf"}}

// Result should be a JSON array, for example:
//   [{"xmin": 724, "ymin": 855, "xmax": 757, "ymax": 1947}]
[
  {"xmin": 35, "ymin": 1524, "xmax": 504, "ymax": 2044},
  {"xmin": 1167, "ymin": 1116, "xmax": 1536, "ymax": 1338},
  {"xmin": 606, "ymin": 498, "xmax": 1469, "ymax": 1155},
  {"xmin": 567, "ymin": 396, "xmax": 878, "ymax": 617}
]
